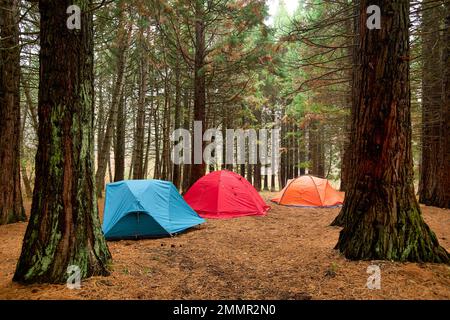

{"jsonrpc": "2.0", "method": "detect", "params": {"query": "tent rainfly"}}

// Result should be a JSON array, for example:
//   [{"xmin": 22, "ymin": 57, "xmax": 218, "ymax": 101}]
[
  {"xmin": 102, "ymin": 180, "xmax": 205, "ymax": 239},
  {"xmin": 271, "ymin": 175, "xmax": 345, "ymax": 207},
  {"xmin": 184, "ymin": 170, "xmax": 270, "ymax": 219}
]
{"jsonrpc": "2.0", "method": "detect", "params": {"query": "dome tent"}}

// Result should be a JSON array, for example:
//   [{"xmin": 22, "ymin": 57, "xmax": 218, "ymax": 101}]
[
  {"xmin": 271, "ymin": 175, "xmax": 344, "ymax": 207},
  {"xmin": 184, "ymin": 170, "xmax": 270, "ymax": 219},
  {"xmin": 102, "ymin": 180, "xmax": 205, "ymax": 239}
]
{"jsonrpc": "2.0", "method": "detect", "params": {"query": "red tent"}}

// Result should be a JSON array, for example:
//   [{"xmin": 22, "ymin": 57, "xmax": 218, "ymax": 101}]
[{"xmin": 184, "ymin": 170, "xmax": 270, "ymax": 219}]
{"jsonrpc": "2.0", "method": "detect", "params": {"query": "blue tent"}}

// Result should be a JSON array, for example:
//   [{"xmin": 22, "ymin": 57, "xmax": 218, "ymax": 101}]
[{"xmin": 102, "ymin": 180, "xmax": 205, "ymax": 239}]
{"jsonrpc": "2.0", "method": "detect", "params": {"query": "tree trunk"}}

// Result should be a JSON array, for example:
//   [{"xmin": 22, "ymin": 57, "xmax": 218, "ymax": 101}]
[
  {"xmin": 436, "ymin": 1, "xmax": 450, "ymax": 208},
  {"xmin": 172, "ymin": 62, "xmax": 182, "ymax": 188},
  {"xmin": 340, "ymin": 112, "xmax": 351, "ymax": 191},
  {"xmin": 286, "ymin": 121, "xmax": 292, "ymax": 180},
  {"xmin": 299, "ymin": 129, "xmax": 306, "ymax": 175},
  {"xmin": 293, "ymin": 124, "xmax": 299, "ymax": 177},
  {"xmin": 182, "ymin": 89, "xmax": 191, "ymax": 193},
  {"xmin": 96, "ymin": 76, "xmax": 105, "ymax": 162},
  {"xmin": 143, "ymin": 80, "xmax": 154, "ymax": 179},
  {"xmin": 419, "ymin": 0, "xmax": 442, "ymax": 205},
  {"xmin": 271, "ymin": 120, "xmax": 277, "ymax": 192},
  {"xmin": 279, "ymin": 121, "xmax": 286, "ymax": 188},
  {"xmin": 189, "ymin": 2, "xmax": 207, "ymax": 187},
  {"xmin": 21, "ymin": 76, "xmax": 35, "ymax": 199},
  {"xmin": 0, "ymin": 0, "xmax": 26, "ymax": 224},
  {"xmin": 114, "ymin": 92, "xmax": 125, "ymax": 182},
  {"xmin": 132, "ymin": 27, "xmax": 149, "ymax": 180},
  {"xmin": 340, "ymin": 1, "xmax": 357, "ymax": 192},
  {"xmin": 160, "ymin": 73, "xmax": 171, "ymax": 180},
  {"xmin": 153, "ymin": 100, "xmax": 161, "ymax": 180},
  {"xmin": 95, "ymin": 2, "xmax": 129, "ymax": 196},
  {"xmin": 309, "ymin": 119, "xmax": 324, "ymax": 177},
  {"xmin": 332, "ymin": 0, "xmax": 449, "ymax": 263},
  {"xmin": 14, "ymin": 0, "xmax": 112, "ymax": 283}
]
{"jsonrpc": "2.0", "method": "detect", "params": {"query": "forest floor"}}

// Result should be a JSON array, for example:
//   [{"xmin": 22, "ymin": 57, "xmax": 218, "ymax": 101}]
[{"xmin": 0, "ymin": 192, "xmax": 449, "ymax": 300}]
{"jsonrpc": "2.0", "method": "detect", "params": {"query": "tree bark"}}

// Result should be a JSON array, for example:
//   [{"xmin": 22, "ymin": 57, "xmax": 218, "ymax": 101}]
[
  {"xmin": 172, "ymin": 61, "xmax": 182, "ymax": 188},
  {"xmin": 189, "ymin": 1, "xmax": 207, "ymax": 187},
  {"xmin": 14, "ymin": 0, "xmax": 112, "ymax": 283},
  {"xmin": 21, "ymin": 76, "xmax": 36, "ymax": 199},
  {"xmin": 114, "ymin": 92, "xmax": 125, "ymax": 182},
  {"xmin": 436, "ymin": 1, "xmax": 450, "ymax": 208},
  {"xmin": 95, "ymin": 1, "xmax": 129, "ymax": 196},
  {"xmin": 143, "ymin": 78, "xmax": 154, "ymax": 179},
  {"xmin": 309, "ymin": 119, "xmax": 325, "ymax": 177},
  {"xmin": 278, "ymin": 121, "xmax": 286, "ymax": 188},
  {"xmin": 332, "ymin": 0, "xmax": 449, "ymax": 263},
  {"xmin": 419, "ymin": 0, "xmax": 442, "ymax": 205},
  {"xmin": 0, "ymin": 0, "xmax": 26, "ymax": 224},
  {"xmin": 153, "ymin": 97, "xmax": 161, "ymax": 180},
  {"xmin": 339, "ymin": 0, "xmax": 357, "ymax": 192},
  {"xmin": 132, "ymin": 26, "xmax": 149, "ymax": 180},
  {"xmin": 182, "ymin": 88, "xmax": 191, "ymax": 193}
]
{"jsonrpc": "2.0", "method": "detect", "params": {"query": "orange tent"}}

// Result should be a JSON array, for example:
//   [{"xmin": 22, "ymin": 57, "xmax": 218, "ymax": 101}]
[{"xmin": 271, "ymin": 175, "xmax": 345, "ymax": 207}]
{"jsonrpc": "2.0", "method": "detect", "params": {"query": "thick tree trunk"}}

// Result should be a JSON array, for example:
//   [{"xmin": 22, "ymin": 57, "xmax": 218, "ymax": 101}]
[
  {"xmin": 419, "ymin": 0, "xmax": 442, "ymax": 205},
  {"xmin": 332, "ymin": 0, "xmax": 448, "ymax": 263},
  {"xmin": 14, "ymin": 0, "xmax": 112, "ymax": 283},
  {"xmin": 0, "ymin": 0, "xmax": 26, "ymax": 224},
  {"xmin": 436, "ymin": 1, "xmax": 450, "ymax": 208}
]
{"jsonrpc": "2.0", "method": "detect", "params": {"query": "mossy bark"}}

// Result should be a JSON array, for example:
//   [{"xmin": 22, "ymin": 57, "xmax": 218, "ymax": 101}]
[
  {"xmin": 333, "ymin": 0, "xmax": 449, "ymax": 263},
  {"xmin": 13, "ymin": 0, "xmax": 112, "ymax": 283},
  {"xmin": 0, "ymin": 0, "xmax": 27, "ymax": 225}
]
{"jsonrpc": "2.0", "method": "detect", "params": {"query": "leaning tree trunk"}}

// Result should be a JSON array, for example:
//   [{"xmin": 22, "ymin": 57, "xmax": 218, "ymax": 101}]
[
  {"xmin": 333, "ymin": 0, "xmax": 448, "ymax": 263},
  {"xmin": 419, "ymin": 0, "xmax": 442, "ymax": 205},
  {"xmin": 436, "ymin": 1, "xmax": 450, "ymax": 209},
  {"xmin": 0, "ymin": 0, "xmax": 26, "ymax": 225},
  {"xmin": 13, "ymin": 0, "xmax": 112, "ymax": 283}
]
